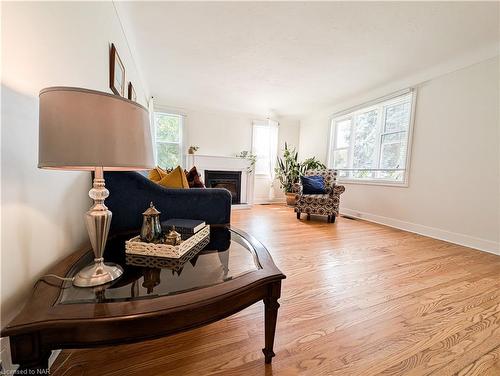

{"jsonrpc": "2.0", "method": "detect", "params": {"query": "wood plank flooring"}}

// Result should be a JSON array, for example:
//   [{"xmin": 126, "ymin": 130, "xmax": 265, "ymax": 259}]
[{"xmin": 51, "ymin": 204, "xmax": 500, "ymax": 375}]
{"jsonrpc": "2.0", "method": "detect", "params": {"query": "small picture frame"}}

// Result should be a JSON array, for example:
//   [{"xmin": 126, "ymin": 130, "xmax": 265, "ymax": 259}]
[
  {"xmin": 128, "ymin": 82, "xmax": 136, "ymax": 102},
  {"xmin": 109, "ymin": 43, "xmax": 125, "ymax": 97}
]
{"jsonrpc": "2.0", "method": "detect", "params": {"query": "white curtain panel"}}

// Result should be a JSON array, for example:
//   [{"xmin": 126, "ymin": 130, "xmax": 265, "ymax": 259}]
[
  {"xmin": 268, "ymin": 118, "xmax": 279, "ymax": 200},
  {"xmin": 148, "ymin": 96, "xmax": 157, "ymax": 163}
]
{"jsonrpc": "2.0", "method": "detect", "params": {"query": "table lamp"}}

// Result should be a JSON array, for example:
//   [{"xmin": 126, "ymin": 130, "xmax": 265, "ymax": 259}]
[{"xmin": 38, "ymin": 87, "xmax": 155, "ymax": 287}]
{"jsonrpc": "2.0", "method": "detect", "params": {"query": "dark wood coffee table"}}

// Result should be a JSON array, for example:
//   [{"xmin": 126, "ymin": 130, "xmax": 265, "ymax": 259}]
[{"xmin": 1, "ymin": 226, "xmax": 285, "ymax": 372}]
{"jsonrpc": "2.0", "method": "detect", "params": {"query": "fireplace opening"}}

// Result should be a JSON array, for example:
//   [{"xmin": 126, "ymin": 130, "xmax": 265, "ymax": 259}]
[{"xmin": 204, "ymin": 170, "xmax": 242, "ymax": 204}]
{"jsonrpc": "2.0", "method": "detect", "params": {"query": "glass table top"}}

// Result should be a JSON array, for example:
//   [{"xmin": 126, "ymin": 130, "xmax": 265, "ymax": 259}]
[{"xmin": 59, "ymin": 227, "xmax": 262, "ymax": 304}]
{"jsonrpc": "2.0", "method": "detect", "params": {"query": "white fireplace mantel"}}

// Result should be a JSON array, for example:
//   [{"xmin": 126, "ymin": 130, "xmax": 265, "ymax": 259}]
[{"xmin": 185, "ymin": 154, "xmax": 254, "ymax": 206}]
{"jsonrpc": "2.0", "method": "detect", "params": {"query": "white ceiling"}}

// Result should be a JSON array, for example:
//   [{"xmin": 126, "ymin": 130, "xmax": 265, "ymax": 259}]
[{"xmin": 118, "ymin": 2, "xmax": 499, "ymax": 116}]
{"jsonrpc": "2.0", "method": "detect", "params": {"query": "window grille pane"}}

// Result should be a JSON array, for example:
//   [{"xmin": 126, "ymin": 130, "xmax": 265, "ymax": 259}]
[
  {"xmin": 380, "ymin": 132, "xmax": 407, "ymax": 169},
  {"xmin": 375, "ymin": 170, "xmax": 404, "ymax": 182},
  {"xmin": 384, "ymin": 101, "xmax": 410, "ymax": 133},
  {"xmin": 352, "ymin": 109, "xmax": 378, "ymax": 169},
  {"xmin": 335, "ymin": 119, "xmax": 351, "ymax": 149},
  {"xmin": 156, "ymin": 143, "xmax": 180, "ymax": 169},
  {"xmin": 333, "ymin": 149, "xmax": 348, "ymax": 169},
  {"xmin": 381, "ymin": 131, "xmax": 405, "ymax": 143},
  {"xmin": 352, "ymin": 170, "xmax": 375, "ymax": 179},
  {"xmin": 338, "ymin": 170, "xmax": 349, "ymax": 178},
  {"xmin": 380, "ymin": 143, "xmax": 401, "ymax": 169},
  {"xmin": 155, "ymin": 113, "xmax": 180, "ymax": 143}
]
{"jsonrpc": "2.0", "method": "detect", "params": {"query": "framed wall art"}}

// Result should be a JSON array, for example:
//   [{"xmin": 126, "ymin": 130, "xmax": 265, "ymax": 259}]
[
  {"xmin": 128, "ymin": 82, "xmax": 136, "ymax": 102},
  {"xmin": 109, "ymin": 43, "xmax": 125, "ymax": 96}
]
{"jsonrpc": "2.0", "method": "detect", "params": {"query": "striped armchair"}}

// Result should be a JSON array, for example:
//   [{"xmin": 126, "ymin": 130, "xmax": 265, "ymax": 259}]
[{"xmin": 293, "ymin": 169, "xmax": 345, "ymax": 223}]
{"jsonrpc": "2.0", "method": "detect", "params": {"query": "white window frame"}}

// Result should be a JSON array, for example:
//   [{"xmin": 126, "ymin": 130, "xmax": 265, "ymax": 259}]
[
  {"xmin": 327, "ymin": 89, "xmax": 417, "ymax": 187},
  {"xmin": 153, "ymin": 111, "xmax": 184, "ymax": 169}
]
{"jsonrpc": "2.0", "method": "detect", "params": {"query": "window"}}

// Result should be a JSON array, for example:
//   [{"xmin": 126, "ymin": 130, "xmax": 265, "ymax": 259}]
[
  {"xmin": 252, "ymin": 120, "xmax": 278, "ymax": 176},
  {"xmin": 329, "ymin": 90, "xmax": 415, "ymax": 185},
  {"xmin": 154, "ymin": 112, "xmax": 183, "ymax": 169}
]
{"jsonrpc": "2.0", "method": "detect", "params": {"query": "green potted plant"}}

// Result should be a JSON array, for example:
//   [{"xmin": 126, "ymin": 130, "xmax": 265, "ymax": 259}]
[
  {"xmin": 275, "ymin": 143, "xmax": 326, "ymax": 206},
  {"xmin": 275, "ymin": 143, "xmax": 301, "ymax": 206},
  {"xmin": 299, "ymin": 157, "xmax": 326, "ymax": 175},
  {"xmin": 236, "ymin": 150, "xmax": 257, "ymax": 173}
]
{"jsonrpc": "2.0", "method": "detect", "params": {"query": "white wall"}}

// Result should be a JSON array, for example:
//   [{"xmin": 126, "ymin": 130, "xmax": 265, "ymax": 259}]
[
  {"xmin": 1, "ymin": 1, "xmax": 148, "ymax": 333},
  {"xmin": 184, "ymin": 108, "xmax": 256, "ymax": 156},
  {"xmin": 299, "ymin": 57, "xmax": 500, "ymax": 254},
  {"xmin": 155, "ymin": 104, "xmax": 301, "ymax": 202}
]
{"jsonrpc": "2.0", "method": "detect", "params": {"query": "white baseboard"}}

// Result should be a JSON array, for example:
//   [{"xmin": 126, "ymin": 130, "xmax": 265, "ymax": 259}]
[
  {"xmin": 253, "ymin": 198, "xmax": 285, "ymax": 205},
  {"xmin": 340, "ymin": 208, "xmax": 500, "ymax": 256},
  {"xmin": 232, "ymin": 203, "xmax": 252, "ymax": 210}
]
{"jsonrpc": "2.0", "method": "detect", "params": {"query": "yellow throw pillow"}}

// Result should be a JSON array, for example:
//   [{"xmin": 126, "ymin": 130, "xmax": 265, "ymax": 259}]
[
  {"xmin": 157, "ymin": 166, "xmax": 190, "ymax": 189},
  {"xmin": 148, "ymin": 166, "xmax": 168, "ymax": 182}
]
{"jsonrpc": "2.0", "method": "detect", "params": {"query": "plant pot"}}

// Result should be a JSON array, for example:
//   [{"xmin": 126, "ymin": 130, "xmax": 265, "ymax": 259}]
[{"xmin": 285, "ymin": 192, "xmax": 296, "ymax": 206}]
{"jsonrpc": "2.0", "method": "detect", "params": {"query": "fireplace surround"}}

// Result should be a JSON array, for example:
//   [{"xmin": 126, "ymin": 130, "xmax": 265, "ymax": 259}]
[
  {"xmin": 186, "ymin": 154, "xmax": 253, "ymax": 207},
  {"xmin": 204, "ymin": 170, "xmax": 242, "ymax": 204}
]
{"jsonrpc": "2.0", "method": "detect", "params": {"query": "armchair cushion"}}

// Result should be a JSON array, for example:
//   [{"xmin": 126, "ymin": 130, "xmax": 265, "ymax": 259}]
[
  {"xmin": 301, "ymin": 175, "xmax": 326, "ymax": 194},
  {"xmin": 296, "ymin": 194, "xmax": 339, "ymax": 215}
]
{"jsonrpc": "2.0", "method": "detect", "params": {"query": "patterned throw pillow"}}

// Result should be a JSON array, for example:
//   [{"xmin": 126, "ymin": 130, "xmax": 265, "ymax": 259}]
[
  {"xmin": 185, "ymin": 166, "xmax": 205, "ymax": 188},
  {"xmin": 156, "ymin": 166, "xmax": 190, "ymax": 189}
]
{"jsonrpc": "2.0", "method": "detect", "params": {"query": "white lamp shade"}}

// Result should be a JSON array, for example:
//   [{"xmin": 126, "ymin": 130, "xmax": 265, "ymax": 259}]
[{"xmin": 38, "ymin": 87, "xmax": 155, "ymax": 171}]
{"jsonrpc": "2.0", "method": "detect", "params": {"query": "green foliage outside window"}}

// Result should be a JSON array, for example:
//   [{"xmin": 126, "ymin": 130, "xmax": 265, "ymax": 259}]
[
  {"xmin": 156, "ymin": 113, "xmax": 180, "ymax": 142},
  {"xmin": 157, "ymin": 143, "xmax": 180, "ymax": 169},
  {"xmin": 155, "ymin": 113, "xmax": 181, "ymax": 169}
]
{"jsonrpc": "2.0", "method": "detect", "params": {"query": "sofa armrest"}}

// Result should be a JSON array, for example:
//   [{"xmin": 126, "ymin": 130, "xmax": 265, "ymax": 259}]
[
  {"xmin": 104, "ymin": 171, "xmax": 232, "ymax": 233},
  {"xmin": 333, "ymin": 184, "xmax": 346, "ymax": 195}
]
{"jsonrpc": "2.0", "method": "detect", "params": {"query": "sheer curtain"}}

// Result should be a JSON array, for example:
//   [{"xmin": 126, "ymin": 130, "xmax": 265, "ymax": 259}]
[
  {"xmin": 268, "ymin": 119, "xmax": 279, "ymax": 200},
  {"xmin": 148, "ymin": 96, "xmax": 157, "ymax": 163}
]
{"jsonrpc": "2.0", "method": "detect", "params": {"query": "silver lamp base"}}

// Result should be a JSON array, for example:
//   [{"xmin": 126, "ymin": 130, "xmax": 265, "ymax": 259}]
[
  {"xmin": 74, "ymin": 167, "xmax": 123, "ymax": 288},
  {"xmin": 73, "ymin": 261, "xmax": 123, "ymax": 287}
]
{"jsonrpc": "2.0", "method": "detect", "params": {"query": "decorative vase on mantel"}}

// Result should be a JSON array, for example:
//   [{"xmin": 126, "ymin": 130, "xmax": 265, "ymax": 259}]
[{"xmin": 188, "ymin": 146, "xmax": 199, "ymax": 155}]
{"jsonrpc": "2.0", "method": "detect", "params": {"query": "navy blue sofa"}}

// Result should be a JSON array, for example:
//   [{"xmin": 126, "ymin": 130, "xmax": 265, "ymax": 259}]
[{"xmin": 104, "ymin": 171, "xmax": 232, "ymax": 234}]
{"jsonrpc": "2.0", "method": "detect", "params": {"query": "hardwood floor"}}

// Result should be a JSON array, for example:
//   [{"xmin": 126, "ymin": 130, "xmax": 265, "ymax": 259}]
[{"xmin": 51, "ymin": 204, "xmax": 500, "ymax": 375}]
